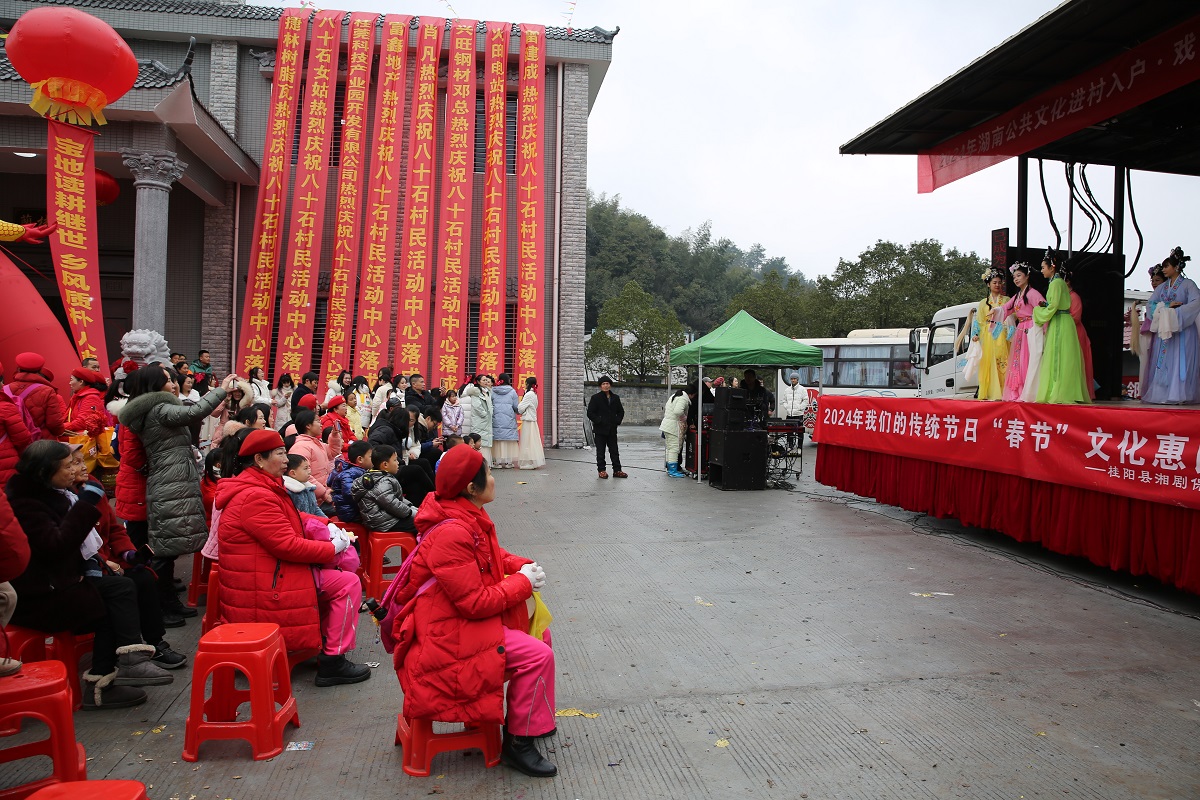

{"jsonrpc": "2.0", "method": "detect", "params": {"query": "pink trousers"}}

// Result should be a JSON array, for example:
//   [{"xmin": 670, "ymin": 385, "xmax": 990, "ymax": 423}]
[
  {"xmin": 316, "ymin": 568, "xmax": 360, "ymax": 656},
  {"xmin": 504, "ymin": 627, "xmax": 556, "ymax": 736}
]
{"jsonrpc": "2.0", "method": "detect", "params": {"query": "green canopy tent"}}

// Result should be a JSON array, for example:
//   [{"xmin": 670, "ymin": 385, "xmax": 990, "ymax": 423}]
[{"xmin": 668, "ymin": 310, "xmax": 823, "ymax": 483}]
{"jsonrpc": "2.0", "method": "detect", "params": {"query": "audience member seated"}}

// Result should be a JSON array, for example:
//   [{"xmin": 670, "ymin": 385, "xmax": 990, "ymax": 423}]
[{"xmin": 351, "ymin": 445, "xmax": 417, "ymax": 534}]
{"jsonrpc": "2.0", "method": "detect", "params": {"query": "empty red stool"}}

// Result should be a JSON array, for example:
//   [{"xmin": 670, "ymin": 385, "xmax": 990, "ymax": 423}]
[
  {"xmin": 26, "ymin": 780, "xmax": 148, "ymax": 799},
  {"xmin": 3, "ymin": 627, "xmax": 91, "ymax": 711},
  {"xmin": 362, "ymin": 531, "xmax": 416, "ymax": 601},
  {"xmin": 338, "ymin": 522, "xmax": 369, "ymax": 588},
  {"xmin": 200, "ymin": 566, "xmax": 223, "ymax": 635},
  {"xmin": 394, "ymin": 715, "xmax": 502, "ymax": 777},
  {"xmin": 0, "ymin": 661, "xmax": 87, "ymax": 799},
  {"xmin": 186, "ymin": 552, "xmax": 212, "ymax": 608},
  {"xmin": 183, "ymin": 622, "xmax": 299, "ymax": 762}
]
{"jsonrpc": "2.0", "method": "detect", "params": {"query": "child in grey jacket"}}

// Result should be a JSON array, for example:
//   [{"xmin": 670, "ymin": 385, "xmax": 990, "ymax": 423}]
[{"xmin": 350, "ymin": 445, "xmax": 417, "ymax": 533}]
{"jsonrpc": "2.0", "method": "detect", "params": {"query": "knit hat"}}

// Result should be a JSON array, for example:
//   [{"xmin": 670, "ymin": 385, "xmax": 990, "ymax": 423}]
[
  {"xmin": 434, "ymin": 444, "xmax": 485, "ymax": 500},
  {"xmin": 297, "ymin": 394, "xmax": 319, "ymax": 411},
  {"xmin": 238, "ymin": 428, "xmax": 285, "ymax": 457},
  {"xmin": 325, "ymin": 395, "xmax": 346, "ymax": 411},
  {"xmin": 15, "ymin": 352, "xmax": 45, "ymax": 373},
  {"xmin": 598, "ymin": 375, "xmax": 613, "ymax": 385},
  {"xmin": 71, "ymin": 367, "xmax": 105, "ymax": 384}
]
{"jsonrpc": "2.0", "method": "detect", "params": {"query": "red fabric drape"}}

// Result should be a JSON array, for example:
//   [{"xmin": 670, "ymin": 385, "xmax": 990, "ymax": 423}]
[{"xmin": 815, "ymin": 444, "xmax": 1200, "ymax": 594}]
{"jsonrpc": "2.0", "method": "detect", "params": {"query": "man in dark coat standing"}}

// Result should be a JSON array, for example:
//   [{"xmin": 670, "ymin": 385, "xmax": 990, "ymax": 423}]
[{"xmin": 586, "ymin": 376, "xmax": 626, "ymax": 479}]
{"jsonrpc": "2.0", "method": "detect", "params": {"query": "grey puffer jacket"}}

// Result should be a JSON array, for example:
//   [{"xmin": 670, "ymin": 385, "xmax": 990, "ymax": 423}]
[
  {"xmin": 463, "ymin": 385, "xmax": 493, "ymax": 447},
  {"xmin": 490, "ymin": 384, "xmax": 519, "ymax": 441},
  {"xmin": 350, "ymin": 469, "xmax": 416, "ymax": 532},
  {"xmin": 119, "ymin": 388, "xmax": 227, "ymax": 557}
]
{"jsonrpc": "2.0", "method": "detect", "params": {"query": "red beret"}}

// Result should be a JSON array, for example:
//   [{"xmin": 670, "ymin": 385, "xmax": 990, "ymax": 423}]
[
  {"xmin": 434, "ymin": 444, "xmax": 485, "ymax": 500},
  {"xmin": 297, "ymin": 394, "xmax": 319, "ymax": 411},
  {"xmin": 15, "ymin": 352, "xmax": 44, "ymax": 373},
  {"xmin": 238, "ymin": 428, "xmax": 285, "ymax": 457},
  {"xmin": 71, "ymin": 367, "xmax": 105, "ymax": 384},
  {"xmin": 324, "ymin": 395, "xmax": 346, "ymax": 410}
]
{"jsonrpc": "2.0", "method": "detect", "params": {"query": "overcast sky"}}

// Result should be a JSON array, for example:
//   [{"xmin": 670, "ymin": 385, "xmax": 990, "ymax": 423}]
[{"xmin": 274, "ymin": 0, "xmax": 1195, "ymax": 292}]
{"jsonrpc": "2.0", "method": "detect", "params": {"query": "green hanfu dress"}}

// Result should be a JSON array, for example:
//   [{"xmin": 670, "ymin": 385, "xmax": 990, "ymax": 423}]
[{"xmin": 1033, "ymin": 274, "xmax": 1090, "ymax": 404}]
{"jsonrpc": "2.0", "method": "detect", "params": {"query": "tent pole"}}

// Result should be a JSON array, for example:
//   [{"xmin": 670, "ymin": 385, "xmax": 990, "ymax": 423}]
[{"xmin": 697, "ymin": 353, "xmax": 702, "ymax": 484}]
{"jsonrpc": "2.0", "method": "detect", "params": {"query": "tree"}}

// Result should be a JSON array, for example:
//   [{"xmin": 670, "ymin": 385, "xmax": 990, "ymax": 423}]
[
  {"xmin": 585, "ymin": 280, "xmax": 685, "ymax": 382},
  {"xmin": 724, "ymin": 270, "xmax": 812, "ymax": 337}
]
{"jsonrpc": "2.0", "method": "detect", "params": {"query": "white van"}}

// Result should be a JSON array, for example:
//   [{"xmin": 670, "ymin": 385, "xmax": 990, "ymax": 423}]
[{"xmin": 907, "ymin": 301, "xmax": 978, "ymax": 399}]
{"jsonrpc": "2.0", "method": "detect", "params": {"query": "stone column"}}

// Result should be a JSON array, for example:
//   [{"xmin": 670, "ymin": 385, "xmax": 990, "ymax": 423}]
[
  {"xmin": 121, "ymin": 150, "xmax": 187, "ymax": 333},
  {"xmin": 557, "ymin": 64, "xmax": 590, "ymax": 448}
]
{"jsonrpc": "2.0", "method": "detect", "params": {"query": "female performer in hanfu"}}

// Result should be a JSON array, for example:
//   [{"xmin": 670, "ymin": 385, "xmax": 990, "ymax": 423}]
[
  {"xmin": 1065, "ymin": 274, "xmax": 1095, "ymax": 401},
  {"xmin": 971, "ymin": 268, "xmax": 1010, "ymax": 400},
  {"xmin": 1032, "ymin": 251, "xmax": 1090, "ymax": 404},
  {"xmin": 1142, "ymin": 247, "xmax": 1200, "ymax": 405},
  {"xmin": 995, "ymin": 263, "xmax": 1044, "ymax": 402}
]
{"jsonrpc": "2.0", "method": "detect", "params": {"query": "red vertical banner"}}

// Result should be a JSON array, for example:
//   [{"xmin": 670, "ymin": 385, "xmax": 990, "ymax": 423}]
[
  {"xmin": 236, "ymin": 8, "xmax": 311, "ymax": 377},
  {"xmin": 352, "ymin": 14, "xmax": 412, "ymax": 379},
  {"xmin": 45, "ymin": 120, "xmax": 108, "ymax": 369},
  {"xmin": 394, "ymin": 17, "xmax": 445, "ymax": 377},
  {"xmin": 274, "ymin": 9, "xmax": 342, "ymax": 380},
  {"xmin": 515, "ymin": 24, "xmax": 545, "ymax": 422},
  {"xmin": 432, "ymin": 20, "xmax": 478, "ymax": 388},
  {"xmin": 477, "ymin": 21, "xmax": 510, "ymax": 377},
  {"xmin": 320, "ymin": 12, "xmax": 375, "ymax": 388}
]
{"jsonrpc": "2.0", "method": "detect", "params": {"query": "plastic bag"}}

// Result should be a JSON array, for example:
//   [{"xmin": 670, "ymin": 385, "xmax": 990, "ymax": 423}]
[{"xmin": 962, "ymin": 340, "xmax": 983, "ymax": 383}]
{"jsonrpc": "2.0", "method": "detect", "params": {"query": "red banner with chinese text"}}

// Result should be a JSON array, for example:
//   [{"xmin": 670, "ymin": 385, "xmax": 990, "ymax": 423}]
[
  {"xmin": 352, "ymin": 14, "xmax": 411, "ymax": 380},
  {"xmin": 814, "ymin": 396, "xmax": 1200, "ymax": 511},
  {"xmin": 320, "ymin": 11, "xmax": 375, "ymax": 388},
  {"xmin": 432, "ymin": 20, "xmax": 478, "ymax": 388},
  {"xmin": 918, "ymin": 14, "xmax": 1200, "ymax": 193},
  {"xmin": 274, "ymin": 9, "xmax": 342, "ymax": 379},
  {"xmin": 515, "ymin": 24, "xmax": 545, "ymax": 423},
  {"xmin": 45, "ymin": 120, "xmax": 108, "ymax": 371},
  {"xmin": 477, "ymin": 21, "xmax": 510, "ymax": 378},
  {"xmin": 236, "ymin": 8, "xmax": 311, "ymax": 376},
  {"xmin": 395, "ymin": 17, "xmax": 444, "ymax": 377}
]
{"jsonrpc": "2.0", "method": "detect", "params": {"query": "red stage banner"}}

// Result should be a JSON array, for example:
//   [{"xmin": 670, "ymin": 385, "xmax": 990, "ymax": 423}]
[
  {"xmin": 320, "ymin": 12, "xmax": 375, "ymax": 389},
  {"xmin": 477, "ymin": 21, "xmax": 510, "ymax": 377},
  {"xmin": 918, "ymin": 14, "xmax": 1200, "ymax": 193},
  {"xmin": 395, "ymin": 17, "xmax": 445, "ymax": 377},
  {"xmin": 431, "ymin": 19, "xmax": 478, "ymax": 388},
  {"xmin": 815, "ymin": 396, "xmax": 1200, "ymax": 512},
  {"xmin": 236, "ymin": 8, "xmax": 311, "ymax": 376},
  {"xmin": 274, "ymin": 9, "xmax": 343, "ymax": 379},
  {"xmin": 515, "ymin": 24, "xmax": 545, "ymax": 419},
  {"xmin": 45, "ymin": 119, "xmax": 108, "ymax": 370},
  {"xmin": 352, "ymin": 14, "xmax": 411, "ymax": 379}
]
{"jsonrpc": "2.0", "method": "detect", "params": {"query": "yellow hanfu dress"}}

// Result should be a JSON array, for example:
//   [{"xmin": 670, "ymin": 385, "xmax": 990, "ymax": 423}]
[{"xmin": 973, "ymin": 294, "xmax": 1010, "ymax": 400}]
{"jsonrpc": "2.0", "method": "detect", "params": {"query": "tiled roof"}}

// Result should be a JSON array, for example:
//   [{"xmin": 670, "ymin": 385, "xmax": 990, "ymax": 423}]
[{"xmin": 0, "ymin": 39, "xmax": 185, "ymax": 89}]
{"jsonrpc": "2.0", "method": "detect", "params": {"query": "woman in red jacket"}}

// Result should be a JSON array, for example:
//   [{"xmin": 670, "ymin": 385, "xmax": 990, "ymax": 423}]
[
  {"xmin": 215, "ymin": 429, "xmax": 369, "ymax": 687},
  {"xmin": 0, "ymin": 488, "xmax": 29, "ymax": 675},
  {"xmin": 391, "ymin": 445, "xmax": 557, "ymax": 778},
  {"xmin": 64, "ymin": 367, "xmax": 112, "ymax": 439},
  {"xmin": 0, "ymin": 364, "xmax": 34, "ymax": 488}
]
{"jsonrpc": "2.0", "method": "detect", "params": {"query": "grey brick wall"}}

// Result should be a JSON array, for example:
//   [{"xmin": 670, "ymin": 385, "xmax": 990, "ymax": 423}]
[
  {"xmin": 556, "ymin": 62, "xmax": 589, "ymax": 448},
  {"xmin": 208, "ymin": 40, "xmax": 240, "ymax": 137},
  {"xmin": 202, "ymin": 184, "xmax": 236, "ymax": 375}
]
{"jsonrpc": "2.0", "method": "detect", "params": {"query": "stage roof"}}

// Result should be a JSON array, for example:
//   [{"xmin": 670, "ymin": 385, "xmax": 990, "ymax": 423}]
[{"xmin": 841, "ymin": 0, "xmax": 1200, "ymax": 178}]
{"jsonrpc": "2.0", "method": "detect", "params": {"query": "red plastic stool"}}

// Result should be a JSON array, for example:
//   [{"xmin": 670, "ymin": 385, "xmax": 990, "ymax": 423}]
[
  {"xmin": 200, "ymin": 566, "xmax": 222, "ymax": 635},
  {"xmin": 26, "ymin": 780, "xmax": 148, "ymax": 799},
  {"xmin": 183, "ymin": 623, "xmax": 299, "ymax": 762},
  {"xmin": 0, "ymin": 661, "xmax": 88, "ymax": 799},
  {"xmin": 338, "ymin": 522, "xmax": 369, "ymax": 589},
  {"xmin": 186, "ymin": 552, "xmax": 212, "ymax": 608},
  {"xmin": 3, "ymin": 627, "xmax": 92, "ymax": 711},
  {"xmin": 362, "ymin": 531, "xmax": 416, "ymax": 601},
  {"xmin": 394, "ymin": 715, "xmax": 502, "ymax": 777}
]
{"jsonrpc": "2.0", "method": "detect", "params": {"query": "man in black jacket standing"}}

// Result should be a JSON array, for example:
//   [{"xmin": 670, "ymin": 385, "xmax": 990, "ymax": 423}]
[{"xmin": 587, "ymin": 375, "xmax": 626, "ymax": 479}]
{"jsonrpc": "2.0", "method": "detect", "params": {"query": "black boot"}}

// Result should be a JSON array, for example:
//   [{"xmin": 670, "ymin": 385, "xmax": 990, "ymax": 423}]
[
  {"xmin": 501, "ymin": 730, "xmax": 558, "ymax": 777},
  {"xmin": 314, "ymin": 653, "xmax": 371, "ymax": 687}
]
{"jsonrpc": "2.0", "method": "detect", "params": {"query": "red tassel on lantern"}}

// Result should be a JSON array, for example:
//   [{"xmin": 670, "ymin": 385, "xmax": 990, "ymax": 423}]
[{"xmin": 4, "ymin": 7, "xmax": 139, "ymax": 126}]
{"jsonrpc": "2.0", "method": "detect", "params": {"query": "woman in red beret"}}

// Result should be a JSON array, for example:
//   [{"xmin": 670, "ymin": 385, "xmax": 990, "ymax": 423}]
[
  {"xmin": 215, "ymin": 428, "xmax": 370, "ymax": 687},
  {"xmin": 64, "ymin": 367, "xmax": 112, "ymax": 440},
  {"xmin": 391, "ymin": 444, "xmax": 558, "ymax": 778}
]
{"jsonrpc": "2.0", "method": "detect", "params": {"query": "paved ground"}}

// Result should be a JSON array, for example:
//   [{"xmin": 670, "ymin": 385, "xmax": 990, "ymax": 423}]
[{"xmin": 5, "ymin": 426, "xmax": 1200, "ymax": 799}]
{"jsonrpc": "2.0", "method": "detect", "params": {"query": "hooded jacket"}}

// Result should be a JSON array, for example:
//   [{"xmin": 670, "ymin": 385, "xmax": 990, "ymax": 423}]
[
  {"xmin": 8, "ymin": 369, "xmax": 66, "ymax": 439},
  {"xmin": 113, "ymin": 423, "xmax": 148, "ymax": 522},
  {"xmin": 119, "ymin": 388, "xmax": 227, "ymax": 557},
  {"xmin": 350, "ymin": 469, "xmax": 416, "ymax": 532},
  {"xmin": 215, "ymin": 466, "xmax": 334, "ymax": 651},
  {"xmin": 0, "ymin": 390, "xmax": 33, "ymax": 486},
  {"xmin": 462, "ymin": 385, "xmax": 493, "ymax": 447},
  {"xmin": 287, "ymin": 433, "xmax": 338, "ymax": 503},
  {"xmin": 66, "ymin": 386, "xmax": 112, "ymax": 439},
  {"xmin": 284, "ymin": 474, "xmax": 326, "ymax": 517},
  {"xmin": 329, "ymin": 459, "xmax": 365, "ymax": 522},
  {"xmin": 392, "ymin": 493, "xmax": 533, "ymax": 725},
  {"xmin": 490, "ymin": 384, "xmax": 519, "ymax": 441},
  {"xmin": 211, "ymin": 379, "xmax": 254, "ymax": 448},
  {"xmin": 368, "ymin": 413, "xmax": 403, "ymax": 450}
]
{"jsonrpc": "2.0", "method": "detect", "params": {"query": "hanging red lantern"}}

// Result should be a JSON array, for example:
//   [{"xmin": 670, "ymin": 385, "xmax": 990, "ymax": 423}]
[
  {"xmin": 4, "ymin": 7, "xmax": 139, "ymax": 126},
  {"xmin": 94, "ymin": 169, "xmax": 120, "ymax": 206}
]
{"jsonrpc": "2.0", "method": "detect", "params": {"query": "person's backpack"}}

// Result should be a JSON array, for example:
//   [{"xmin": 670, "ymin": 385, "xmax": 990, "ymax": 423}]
[
  {"xmin": 4, "ymin": 384, "xmax": 43, "ymax": 441},
  {"xmin": 374, "ymin": 520, "xmax": 460, "ymax": 656}
]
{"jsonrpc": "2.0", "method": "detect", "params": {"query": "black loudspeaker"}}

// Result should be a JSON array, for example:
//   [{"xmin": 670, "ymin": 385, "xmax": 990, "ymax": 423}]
[
  {"xmin": 708, "ymin": 430, "xmax": 767, "ymax": 490},
  {"xmin": 714, "ymin": 387, "xmax": 746, "ymax": 410},
  {"xmin": 712, "ymin": 407, "xmax": 746, "ymax": 431}
]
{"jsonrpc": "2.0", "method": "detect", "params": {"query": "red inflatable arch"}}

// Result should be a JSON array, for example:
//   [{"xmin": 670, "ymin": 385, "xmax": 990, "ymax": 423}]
[{"xmin": 0, "ymin": 250, "xmax": 83, "ymax": 396}]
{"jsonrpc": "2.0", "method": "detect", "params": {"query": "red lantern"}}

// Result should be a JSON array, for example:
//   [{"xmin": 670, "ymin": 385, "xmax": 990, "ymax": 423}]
[
  {"xmin": 94, "ymin": 169, "xmax": 120, "ymax": 206},
  {"xmin": 4, "ymin": 8, "xmax": 139, "ymax": 126}
]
